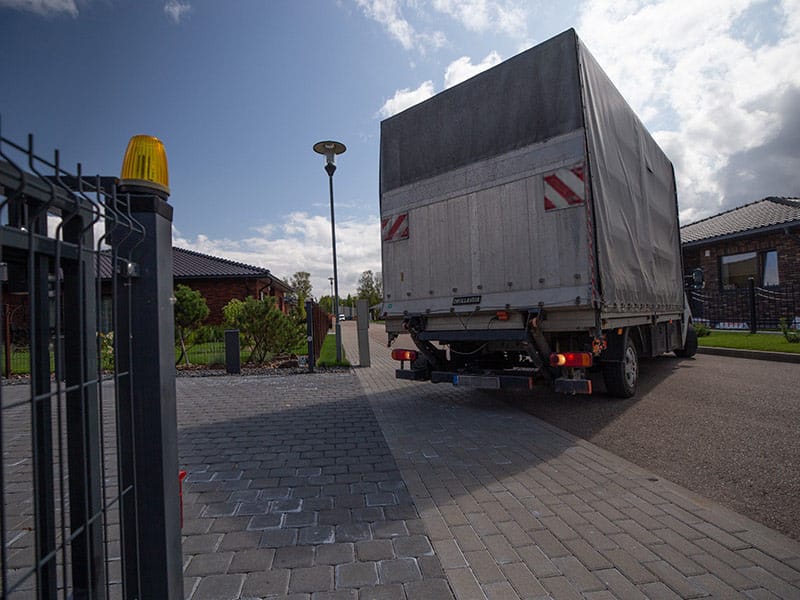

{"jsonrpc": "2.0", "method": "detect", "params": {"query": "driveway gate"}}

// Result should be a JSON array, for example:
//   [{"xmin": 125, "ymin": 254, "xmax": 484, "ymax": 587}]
[{"xmin": 1, "ymin": 126, "xmax": 182, "ymax": 599}]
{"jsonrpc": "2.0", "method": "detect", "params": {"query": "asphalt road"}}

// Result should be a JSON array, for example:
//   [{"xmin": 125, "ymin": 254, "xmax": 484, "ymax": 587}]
[{"xmin": 499, "ymin": 353, "xmax": 800, "ymax": 541}]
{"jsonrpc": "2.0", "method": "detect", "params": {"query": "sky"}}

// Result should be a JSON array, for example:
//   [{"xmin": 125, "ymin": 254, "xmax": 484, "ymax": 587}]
[{"xmin": 1, "ymin": 0, "xmax": 799, "ymax": 298}]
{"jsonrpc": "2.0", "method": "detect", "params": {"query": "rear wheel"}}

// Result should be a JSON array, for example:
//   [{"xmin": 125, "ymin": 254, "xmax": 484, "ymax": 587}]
[
  {"xmin": 674, "ymin": 324, "xmax": 698, "ymax": 358},
  {"xmin": 603, "ymin": 336, "xmax": 639, "ymax": 398}
]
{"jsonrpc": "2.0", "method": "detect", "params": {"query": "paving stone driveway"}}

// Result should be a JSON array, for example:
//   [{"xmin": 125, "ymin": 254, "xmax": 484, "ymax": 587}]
[
  {"xmin": 178, "ymin": 372, "xmax": 451, "ymax": 600},
  {"xmin": 177, "ymin": 323, "xmax": 800, "ymax": 599}
]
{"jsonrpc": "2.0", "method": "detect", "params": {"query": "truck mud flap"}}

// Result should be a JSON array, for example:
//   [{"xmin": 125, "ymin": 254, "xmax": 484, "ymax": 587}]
[
  {"xmin": 554, "ymin": 377, "xmax": 592, "ymax": 395},
  {"xmin": 396, "ymin": 369, "xmax": 430, "ymax": 381},
  {"xmin": 431, "ymin": 372, "xmax": 535, "ymax": 390}
]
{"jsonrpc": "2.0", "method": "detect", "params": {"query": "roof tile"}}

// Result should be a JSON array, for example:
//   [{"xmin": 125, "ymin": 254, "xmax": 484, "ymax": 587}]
[{"xmin": 680, "ymin": 197, "xmax": 800, "ymax": 244}]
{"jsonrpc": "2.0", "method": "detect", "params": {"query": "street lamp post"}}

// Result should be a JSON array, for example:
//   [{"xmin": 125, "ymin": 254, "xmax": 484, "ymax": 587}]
[{"xmin": 313, "ymin": 140, "xmax": 346, "ymax": 363}]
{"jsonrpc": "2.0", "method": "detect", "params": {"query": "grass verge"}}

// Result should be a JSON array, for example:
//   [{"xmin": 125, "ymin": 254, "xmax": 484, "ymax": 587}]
[
  {"xmin": 698, "ymin": 330, "xmax": 800, "ymax": 354},
  {"xmin": 316, "ymin": 333, "xmax": 350, "ymax": 367}
]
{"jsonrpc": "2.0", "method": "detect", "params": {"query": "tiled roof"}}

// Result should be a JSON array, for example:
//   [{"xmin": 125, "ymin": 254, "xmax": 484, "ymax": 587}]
[
  {"xmin": 680, "ymin": 197, "xmax": 800, "ymax": 245},
  {"xmin": 173, "ymin": 247, "xmax": 267, "ymax": 279},
  {"xmin": 100, "ymin": 247, "xmax": 293, "ymax": 292}
]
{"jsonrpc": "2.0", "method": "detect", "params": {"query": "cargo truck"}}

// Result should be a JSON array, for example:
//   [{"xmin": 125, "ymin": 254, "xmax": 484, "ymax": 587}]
[{"xmin": 379, "ymin": 29, "xmax": 697, "ymax": 398}]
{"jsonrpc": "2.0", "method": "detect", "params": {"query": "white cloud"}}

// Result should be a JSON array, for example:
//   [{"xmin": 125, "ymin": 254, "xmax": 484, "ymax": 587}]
[
  {"xmin": 356, "ymin": 0, "xmax": 446, "ymax": 52},
  {"xmin": 172, "ymin": 212, "xmax": 382, "ymax": 299},
  {"xmin": 378, "ymin": 80, "xmax": 435, "ymax": 117},
  {"xmin": 432, "ymin": 0, "xmax": 528, "ymax": 39},
  {"xmin": 444, "ymin": 50, "xmax": 502, "ymax": 88},
  {"xmin": 577, "ymin": 0, "xmax": 800, "ymax": 221},
  {"xmin": 164, "ymin": 0, "xmax": 191, "ymax": 24},
  {"xmin": 0, "ymin": 0, "xmax": 78, "ymax": 16}
]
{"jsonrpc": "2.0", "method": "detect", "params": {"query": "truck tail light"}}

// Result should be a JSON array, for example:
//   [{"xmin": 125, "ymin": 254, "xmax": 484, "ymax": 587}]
[
  {"xmin": 391, "ymin": 349, "xmax": 418, "ymax": 362},
  {"xmin": 550, "ymin": 352, "xmax": 593, "ymax": 368},
  {"xmin": 495, "ymin": 311, "xmax": 510, "ymax": 321}
]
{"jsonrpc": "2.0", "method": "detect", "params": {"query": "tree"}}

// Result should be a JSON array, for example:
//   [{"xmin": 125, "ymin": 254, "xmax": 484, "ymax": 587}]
[
  {"xmin": 290, "ymin": 271, "xmax": 313, "ymax": 325},
  {"xmin": 357, "ymin": 270, "xmax": 382, "ymax": 309},
  {"xmin": 290, "ymin": 271, "xmax": 312, "ymax": 302},
  {"xmin": 223, "ymin": 296, "xmax": 304, "ymax": 363},
  {"xmin": 174, "ymin": 284, "xmax": 210, "ymax": 365},
  {"xmin": 318, "ymin": 295, "xmax": 333, "ymax": 315}
]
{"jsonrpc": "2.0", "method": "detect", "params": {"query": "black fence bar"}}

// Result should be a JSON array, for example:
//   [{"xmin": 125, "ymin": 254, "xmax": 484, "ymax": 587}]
[{"xmin": 63, "ymin": 205, "xmax": 105, "ymax": 599}]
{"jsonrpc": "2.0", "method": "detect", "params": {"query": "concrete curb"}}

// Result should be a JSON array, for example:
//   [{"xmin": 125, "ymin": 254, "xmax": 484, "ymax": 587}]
[{"xmin": 698, "ymin": 345, "xmax": 800, "ymax": 363}]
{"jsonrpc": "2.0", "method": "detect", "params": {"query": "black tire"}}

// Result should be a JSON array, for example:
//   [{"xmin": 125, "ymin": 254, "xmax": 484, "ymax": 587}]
[
  {"xmin": 603, "ymin": 336, "xmax": 639, "ymax": 398},
  {"xmin": 674, "ymin": 324, "xmax": 698, "ymax": 358}
]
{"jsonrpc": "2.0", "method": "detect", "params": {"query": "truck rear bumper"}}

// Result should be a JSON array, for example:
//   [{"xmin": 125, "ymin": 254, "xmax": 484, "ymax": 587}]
[
  {"xmin": 395, "ymin": 369, "xmax": 430, "ymax": 381},
  {"xmin": 430, "ymin": 371, "xmax": 535, "ymax": 390}
]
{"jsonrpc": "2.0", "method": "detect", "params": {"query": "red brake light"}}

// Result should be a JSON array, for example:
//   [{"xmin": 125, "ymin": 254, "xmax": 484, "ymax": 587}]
[
  {"xmin": 495, "ymin": 311, "xmax": 510, "ymax": 321},
  {"xmin": 391, "ymin": 349, "xmax": 418, "ymax": 361},
  {"xmin": 550, "ymin": 352, "xmax": 593, "ymax": 368}
]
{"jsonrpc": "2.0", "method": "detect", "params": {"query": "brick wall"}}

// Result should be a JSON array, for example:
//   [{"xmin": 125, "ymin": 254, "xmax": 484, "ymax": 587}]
[
  {"xmin": 179, "ymin": 277, "xmax": 289, "ymax": 325},
  {"xmin": 682, "ymin": 226, "xmax": 800, "ymax": 291}
]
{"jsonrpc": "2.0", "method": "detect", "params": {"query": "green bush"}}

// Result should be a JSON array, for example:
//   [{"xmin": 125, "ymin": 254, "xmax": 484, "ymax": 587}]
[
  {"xmin": 779, "ymin": 318, "xmax": 800, "ymax": 343},
  {"xmin": 188, "ymin": 324, "xmax": 224, "ymax": 345},
  {"xmin": 693, "ymin": 322, "xmax": 711, "ymax": 337},
  {"xmin": 98, "ymin": 332, "xmax": 115, "ymax": 371},
  {"xmin": 223, "ymin": 296, "xmax": 305, "ymax": 363}
]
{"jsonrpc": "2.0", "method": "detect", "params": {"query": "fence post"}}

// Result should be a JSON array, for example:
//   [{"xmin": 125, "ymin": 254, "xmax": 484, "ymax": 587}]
[
  {"xmin": 114, "ymin": 188, "xmax": 183, "ymax": 600},
  {"xmin": 356, "ymin": 298, "xmax": 370, "ymax": 367},
  {"xmin": 225, "ymin": 329, "xmax": 241, "ymax": 374},
  {"xmin": 305, "ymin": 299, "xmax": 315, "ymax": 373},
  {"xmin": 749, "ymin": 277, "xmax": 757, "ymax": 334}
]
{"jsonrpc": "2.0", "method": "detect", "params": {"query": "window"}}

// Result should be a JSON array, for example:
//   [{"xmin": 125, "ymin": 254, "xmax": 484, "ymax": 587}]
[
  {"xmin": 720, "ymin": 250, "xmax": 779, "ymax": 289},
  {"xmin": 762, "ymin": 250, "xmax": 779, "ymax": 287}
]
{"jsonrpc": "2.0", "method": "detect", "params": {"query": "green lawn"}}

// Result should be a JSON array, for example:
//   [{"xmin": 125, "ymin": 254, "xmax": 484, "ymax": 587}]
[
  {"xmin": 316, "ymin": 333, "xmax": 350, "ymax": 367},
  {"xmin": 697, "ymin": 330, "xmax": 800, "ymax": 354}
]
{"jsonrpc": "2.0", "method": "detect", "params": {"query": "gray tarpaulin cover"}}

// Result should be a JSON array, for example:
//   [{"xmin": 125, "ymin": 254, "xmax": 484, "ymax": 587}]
[
  {"xmin": 380, "ymin": 28, "xmax": 684, "ymax": 310},
  {"xmin": 577, "ymin": 35, "xmax": 684, "ymax": 309}
]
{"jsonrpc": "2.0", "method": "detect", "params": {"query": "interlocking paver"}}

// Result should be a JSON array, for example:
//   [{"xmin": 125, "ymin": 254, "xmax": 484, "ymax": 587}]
[
  {"xmin": 336, "ymin": 561, "xmax": 379, "ymax": 588},
  {"xmin": 378, "ymin": 557, "xmax": 422, "ymax": 584},
  {"xmin": 274, "ymin": 545, "xmax": 315, "ymax": 569},
  {"xmin": 316, "ymin": 542, "xmax": 356, "ymax": 566},
  {"xmin": 228, "ymin": 548, "xmax": 274, "ymax": 572},
  {"xmin": 184, "ymin": 551, "xmax": 234, "ymax": 577},
  {"xmin": 289, "ymin": 565, "xmax": 334, "ymax": 593}
]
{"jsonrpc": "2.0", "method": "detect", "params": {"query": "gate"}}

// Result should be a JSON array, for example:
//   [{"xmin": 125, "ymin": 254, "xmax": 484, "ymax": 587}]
[{"xmin": 1, "ymin": 126, "xmax": 182, "ymax": 598}]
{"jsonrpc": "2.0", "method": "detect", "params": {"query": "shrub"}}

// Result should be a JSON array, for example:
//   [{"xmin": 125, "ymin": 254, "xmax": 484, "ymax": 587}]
[
  {"xmin": 98, "ymin": 332, "xmax": 115, "ymax": 371},
  {"xmin": 693, "ymin": 322, "xmax": 711, "ymax": 337},
  {"xmin": 174, "ymin": 285, "xmax": 210, "ymax": 365},
  {"xmin": 188, "ymin": 324, "xmax": 224, "ymax": 345},
  {"xmin": 223, "ymin": 296, "xmax": 305, "ymax": 363},
  {"xmin": 779, "ymin": 318, "xmax": 800, "ymax": 343}
]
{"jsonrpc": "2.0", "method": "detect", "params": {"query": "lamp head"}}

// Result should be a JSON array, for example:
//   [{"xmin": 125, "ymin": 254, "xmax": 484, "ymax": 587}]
[
  {"xmin": 313, "ymin": 140, "xmax": 346, "ymax": 175},
  {"xmin": 119, "ymin": 135, "xmax": 170, "ymax": 197}
]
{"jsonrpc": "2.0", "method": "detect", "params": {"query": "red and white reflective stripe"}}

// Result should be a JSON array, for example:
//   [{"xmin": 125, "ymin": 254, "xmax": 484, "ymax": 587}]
[
  {"xmin": 544, "ymin": 164, "xmax": 586, "ymax": 210},
  {"xmin": 382, "ymin": 213, "xmax": 409, "ymax": 242}
]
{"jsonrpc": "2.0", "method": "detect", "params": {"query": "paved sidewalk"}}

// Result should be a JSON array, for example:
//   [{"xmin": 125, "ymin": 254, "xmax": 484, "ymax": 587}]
[{"xmin": 177, "ymin": 323, "xmax": 800, "ymax": 599}]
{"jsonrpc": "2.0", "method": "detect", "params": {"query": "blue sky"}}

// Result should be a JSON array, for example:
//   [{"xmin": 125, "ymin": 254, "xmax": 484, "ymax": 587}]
[{"xmin": 1, "ymin": 0, "xmax": 799, "ymax": 297}]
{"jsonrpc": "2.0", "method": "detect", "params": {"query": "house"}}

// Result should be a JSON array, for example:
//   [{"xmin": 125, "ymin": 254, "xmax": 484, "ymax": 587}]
[
  {"xmin": 99, "ymin": 247, "xmax": 294, "ymax": 328},
  {"xmin": 681, "ymin": 197, "xmax": 800, "ymax": 289},
  {"xmin": 680, "ymin": 197, "xmax": 800, "ymax": 328},
  {"xmin": 171, "ymin": 247, "xmax": 294, "ymax": 322}
]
